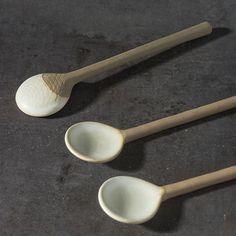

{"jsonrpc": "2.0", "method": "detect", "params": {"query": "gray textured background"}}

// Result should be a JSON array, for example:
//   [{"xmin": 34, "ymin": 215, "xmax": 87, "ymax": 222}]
[{"xmin": 0, "ymin": 1, "xmax": 236, "ymax": 235}]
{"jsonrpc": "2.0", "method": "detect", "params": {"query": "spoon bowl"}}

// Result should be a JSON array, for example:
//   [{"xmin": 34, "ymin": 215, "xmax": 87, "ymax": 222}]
[
  {"xmin": 15, "ymin": 74, "xmax": 70, "ymax": 117},
  {"xmin": 98, "ymin": 176, "xmax": 164, "ymax": 224},
  {"xmin": 65, "ymin": 122, "xmax": 124, "ymax": 163}
]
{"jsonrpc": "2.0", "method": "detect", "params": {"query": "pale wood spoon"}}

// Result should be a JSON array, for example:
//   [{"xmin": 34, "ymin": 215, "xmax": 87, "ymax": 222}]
[
  {"xmin": 65, "ymin": 96, "xmax": 236, "ymax": 163},
  {"xmin": 16, "ymin": 22, "xmax": 212, "ymax": 117},
  {"xmin": 99, "ymin": 166, "xmax": 236, "ymax": 224}
]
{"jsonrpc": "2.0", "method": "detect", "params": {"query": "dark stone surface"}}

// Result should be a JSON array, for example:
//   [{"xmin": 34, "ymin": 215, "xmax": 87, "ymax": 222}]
[{"xmin": 0, "ymin": 1, "xmax": 235, "ymax": 235}]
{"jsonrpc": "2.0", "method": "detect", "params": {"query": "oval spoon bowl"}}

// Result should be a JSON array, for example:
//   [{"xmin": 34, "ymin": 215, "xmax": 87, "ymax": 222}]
[
  {"xmin": 65, "ymin": 122, "xmax": 124, "ymax": 163},
  {"xmin": 15, "ymin": 74, "xmax": 69, "ymax": 117},
  {"xmin": 98, "ymin": 176, "xmax": 164, "ymax": 224}
]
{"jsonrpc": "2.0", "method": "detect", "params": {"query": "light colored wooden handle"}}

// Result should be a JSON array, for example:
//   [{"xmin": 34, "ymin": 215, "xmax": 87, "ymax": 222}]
[
  {"xmin": 64, "ymin": 22, "xmax": 212, "ymax": 84},
  {"xmin": 162, "ymin": 166, "xmax": 236, "ymax": 200},
  {"xmin": 122, "ymin": 96, "xmax": 236, "ymax": 143}
]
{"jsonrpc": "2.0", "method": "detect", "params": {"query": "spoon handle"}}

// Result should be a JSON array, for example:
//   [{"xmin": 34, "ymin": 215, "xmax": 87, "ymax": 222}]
[
  {"xmin": 162, "ymin": 166, "xmax": 236, "ymax": 200},
  {"xmin": 121, "ymin": 96, "xmax": 236, "ymax": 143},
  {"xmin": 64, "ymin": 22, "xmax": 212, "ymax": 83}
]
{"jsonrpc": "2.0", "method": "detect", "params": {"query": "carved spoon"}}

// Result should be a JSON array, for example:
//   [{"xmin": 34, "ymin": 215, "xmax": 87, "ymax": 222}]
[
  {"xmin": 98, "ymin": 166, "xmax": 236, "ymax": 224},
  {"xmin": 15, "ymin": 22, "xmax": 212, "ymax": 117},
  {"xmin": 65, "ymin": 96, "xmax": 236, "ymax": 163}
]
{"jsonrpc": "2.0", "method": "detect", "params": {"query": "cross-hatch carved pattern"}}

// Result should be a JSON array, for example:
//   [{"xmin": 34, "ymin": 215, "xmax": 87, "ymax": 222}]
[{"xmin": 42, "ymin": 73, "xmax": 72, "ymax": 97}]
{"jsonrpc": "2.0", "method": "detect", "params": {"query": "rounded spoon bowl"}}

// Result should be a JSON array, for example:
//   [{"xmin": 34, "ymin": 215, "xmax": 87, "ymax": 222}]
[
  {"xmin": 15, "ymin": 74, "xmax": 70, "ymax": 117},
  {"xmin": 98, "ymin": 176, "xmax": 164, "ymax": 224},
  {"xmin": 65, "ymin": 122, "xmax": 124, "ymax": 163}
]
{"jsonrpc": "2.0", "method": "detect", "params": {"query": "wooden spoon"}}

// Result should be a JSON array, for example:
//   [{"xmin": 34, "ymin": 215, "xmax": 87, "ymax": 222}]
[
  {"xmin": 15, "ymin": 22, "xmax": 212, "ymax": 117},
  {"xmin": 99, "ymin": 166, "xmax": 236, "ymax": 224},
  {"xmin": 65, "ymin": 96, "xmax": 236, "ymax": 163}
]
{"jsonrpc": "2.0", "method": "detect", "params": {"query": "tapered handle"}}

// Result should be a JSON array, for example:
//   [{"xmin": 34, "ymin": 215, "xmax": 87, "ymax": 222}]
[
  {"xmin": 121, "ymin": 96, "xmax": 236, "ymax": 143},
  {"xmin": 64, "ymin": 22, "xmax": 212, "ymax": 84},
  {"xmin": 162, "ymin": 166, "xmax": 236, "ymax": 200}
]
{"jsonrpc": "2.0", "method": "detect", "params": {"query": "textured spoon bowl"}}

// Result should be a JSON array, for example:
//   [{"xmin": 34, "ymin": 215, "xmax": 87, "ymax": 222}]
[{"xmin": 15, "ymin": 74, "xmax": 69, "ymax": 117}]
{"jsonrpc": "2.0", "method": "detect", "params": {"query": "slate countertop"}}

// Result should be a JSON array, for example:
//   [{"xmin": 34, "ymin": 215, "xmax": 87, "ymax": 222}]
[{"xmin": 0, "ymin": 1, "xmax": 235, "ymax": 235}]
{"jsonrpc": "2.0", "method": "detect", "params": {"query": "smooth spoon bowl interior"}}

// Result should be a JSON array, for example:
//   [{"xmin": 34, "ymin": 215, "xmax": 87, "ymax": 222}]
[
  {"xmin": 65, "ymin": 122, "xmax": 124, "ymax": 163},
  {"xmin": 15, "ymin": 74, "xmax": 70, "ymax": 117},
  {"xmin": 98, "ymin": 176, "xmax": 165, "ymax": 224}
]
